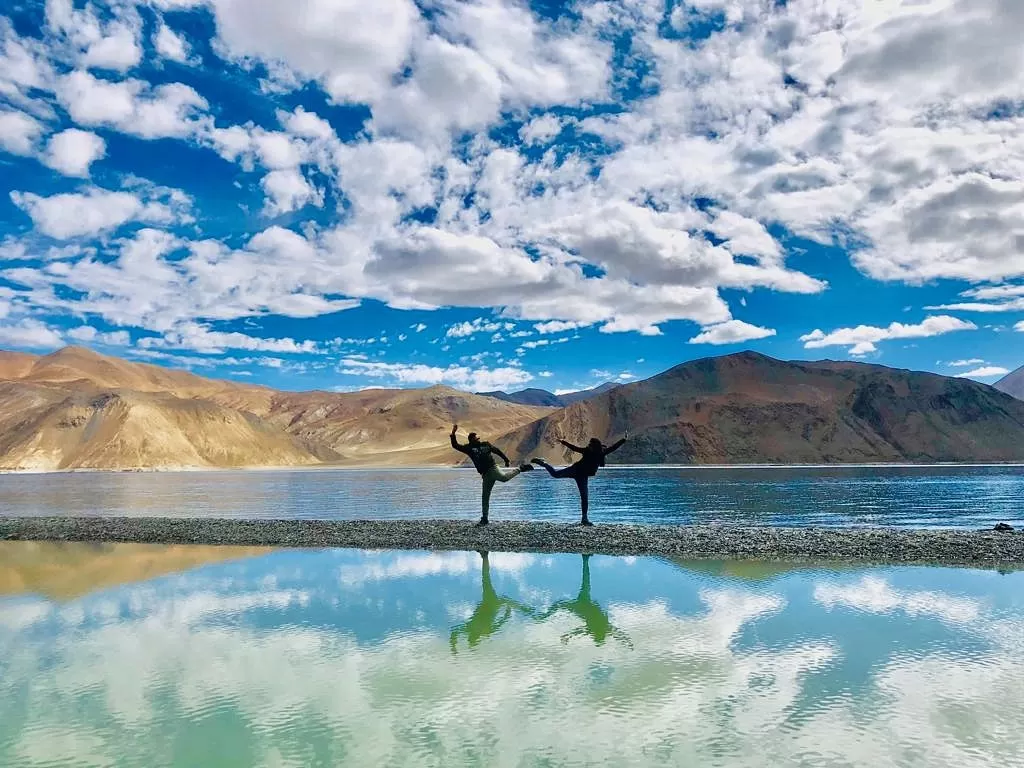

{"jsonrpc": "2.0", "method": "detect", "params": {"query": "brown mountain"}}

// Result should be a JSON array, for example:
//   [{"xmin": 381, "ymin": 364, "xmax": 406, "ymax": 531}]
[
  {"xmin": 995, "ymin": 365, "xmax": 1024, "ymax": 400},
  {"xmin": 494, "ymin": 351, "xmax": 1024, "ymax": 464},
  {"xmin": 0, "ymin": 347, "xmax": 553, "ymax": 470}
]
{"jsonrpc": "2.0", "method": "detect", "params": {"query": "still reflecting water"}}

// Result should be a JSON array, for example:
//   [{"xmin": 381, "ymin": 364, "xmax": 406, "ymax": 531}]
[
  {"xmin": 2, "ymin": 542, "xmax": 1024, "ymax": 766},
  {"xmin": 2, "ymin": 465, "xmax": 1023, "ymax": 527}
]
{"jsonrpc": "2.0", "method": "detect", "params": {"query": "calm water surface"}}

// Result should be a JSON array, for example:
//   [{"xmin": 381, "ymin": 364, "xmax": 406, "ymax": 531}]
[
  {"xmin": 2, "ymin": 542, "xmax": 1023, "ymax": 766},
  {"xmin": 1, "ymin": 465, "xmax": 1023, "ymax": 527}
]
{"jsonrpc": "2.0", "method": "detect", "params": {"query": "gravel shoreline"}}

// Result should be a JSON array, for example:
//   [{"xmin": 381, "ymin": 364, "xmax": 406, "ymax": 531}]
[{"xmin": 2, "ymin": 517, "xmax": 1024, "ymax": 565}]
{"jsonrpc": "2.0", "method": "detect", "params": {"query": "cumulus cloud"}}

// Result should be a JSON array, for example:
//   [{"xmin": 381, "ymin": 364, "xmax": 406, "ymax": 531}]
[
  {"xmin": 138, "ymin": 323, "xmax": 319, "ymax": 354},
  {"xmin": 337, "ymin": 357, "xmax": 533, "ymax": 391},
  {"xmin": 42, "ymin": 128, "xmax": 105, "ymax": 177},
  {"xmin": 0, "ymin": 318, "xmax": 64, "ymax": 348},
  {"xmin": 66, "ymin": 325, "xmax": 130, "ymax": 346},
  {"xmin": 5, "ymin": 0, "xmax": 1024, "ymax": 352},
  {"xmin": 0, "ymin": 109, "xmax": 44, "ymax": 156},
  {"xmin": 800, "ymin": 316, "xmax": 977, "ymax": 356},
  {"xmin": 10, "ymin": 185, "xmax": 189, "ymax": 239},
  {"xmin": 153, "ymin": 23, "xmax": 193, "ymax": 64},
  {"xmin": 445, "ymin": 317, "xmax": 505, "ymax": 338},
  {"xmin": 688, "ymin": 319, "xmax": 776, "ymax": 345},
  {"xmin": 948, "ymin": 359, "xmax": 986, "ymax": 368},
  {"xmin": 956, "ymin": 366, "xmax": 1011, "ymax": 380},
  {"xmin": 56, "ymin": 70, "xmax": 207, "ymax": 139}
]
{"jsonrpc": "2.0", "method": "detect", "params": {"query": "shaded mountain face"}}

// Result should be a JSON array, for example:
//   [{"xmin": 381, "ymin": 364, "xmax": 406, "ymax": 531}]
[
  {"xmin": 0, "ymin": 347, "xmax": 553, "ymax": 470},
  {"xmin": 476, "ymin": 387, "xmax": 565, "ymax": 407},
  {"xmin": 559, "ymin": 382, "xmax": 620, "ymax": 405},
  {"xmin": 996, "ymin": 366, "xmax": 1024, "ymax": 400},
  {"xmin": 494, "ymin": 352, "xmax": 1024, "ymax": 465},
  {"xmin": 477, "ymin": 382, "xmax": 619, "ymax": 407}
]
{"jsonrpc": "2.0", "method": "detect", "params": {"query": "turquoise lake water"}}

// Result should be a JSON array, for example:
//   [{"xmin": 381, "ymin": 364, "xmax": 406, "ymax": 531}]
[
  {"xmin": 2, "ymin": 543, "xmax": 1024, "ymax": 767},
  {"xmin": 1, "ymin": 465, "xmax": 1022, "ymax": 527}
]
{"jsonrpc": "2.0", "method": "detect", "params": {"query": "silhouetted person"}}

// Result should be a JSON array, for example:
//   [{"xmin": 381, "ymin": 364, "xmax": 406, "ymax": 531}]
[
  {"xmin": 532, "ymin": 432, "xmax": 627, "ymax": 525},
  {"xmin": 450, "ymin": 551, "xmax": 537, "ymax": 652},
  {"xmin": 540, "ymin": 554, "xmax": 632, "ymax": 648},
  {"xmin": 451, "ymin": 424, "xmax": 532, "ymax": 526}
]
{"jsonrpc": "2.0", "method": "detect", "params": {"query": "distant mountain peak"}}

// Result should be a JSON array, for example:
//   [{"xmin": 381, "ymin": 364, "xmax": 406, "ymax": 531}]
[{"xmin": 995, "ymin": 365, "xmax": 1024, "ymax": 400}]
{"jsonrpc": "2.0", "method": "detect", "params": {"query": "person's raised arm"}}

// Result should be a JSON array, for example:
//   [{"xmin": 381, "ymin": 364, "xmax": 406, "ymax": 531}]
[
  {"xmin": 603, "ymin": 432, "xmax": 628, "ymax": 456},
  {"xmin": 491, "ymin": 445, "xmax": 511, "ymax": 467},
  {"xmin": 450, "ymin": 424, "xmax": 466, "ymax": 451},
  {"xmin": 559, "ymin": 439, "xmax": 585, "ymax": 453}
]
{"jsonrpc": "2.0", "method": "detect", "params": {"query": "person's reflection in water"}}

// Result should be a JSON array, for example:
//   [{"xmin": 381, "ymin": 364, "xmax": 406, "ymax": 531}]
[
  {"xmin": 541, "ymin": 554, "xmax": 633, "ymax": 648},
  {"xmin": 450, "ymin": 551, "xmax": 537, "ymax": 652}
]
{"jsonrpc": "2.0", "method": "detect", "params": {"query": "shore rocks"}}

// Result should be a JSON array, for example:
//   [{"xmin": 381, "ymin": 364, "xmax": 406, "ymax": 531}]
[{"xmin": 2, "ymin": 517, "xmax": 1024, "ymax": 565}]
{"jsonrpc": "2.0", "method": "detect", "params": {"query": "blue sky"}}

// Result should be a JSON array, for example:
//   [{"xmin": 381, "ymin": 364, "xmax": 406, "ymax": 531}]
[{"xmin": 0, "ymin": 0, "xmax": 1021, "ymax": 394}]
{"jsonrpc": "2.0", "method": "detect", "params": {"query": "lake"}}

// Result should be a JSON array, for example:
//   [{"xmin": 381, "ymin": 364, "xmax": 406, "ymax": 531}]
[
  {"xmin": 1, "ymin": 464, "xmax": 1023, "ymax": 528},
  {"xmin": 2, "ymin": 542, "xmax": 1023, "ymax": 766}
]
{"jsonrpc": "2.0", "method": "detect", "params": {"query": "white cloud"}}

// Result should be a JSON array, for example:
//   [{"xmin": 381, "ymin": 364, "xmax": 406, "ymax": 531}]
[
  {"xmin": 66, "ymin": 325, "xmax": 130, "ymax": 346},
  {"xmin": 81, "ymin": 23, "xmax": 141, "ymax": 72},
  {"xmin": 956, "ymin": 366, "xmax": 1011, "ymax": 380},
  {"xmin": 43, "ymin": 128, "xmax": 106, "ymax": 177},
  {"xmin": 153, "ymin": 23, "xmax": 193, "ymax": 65},
  {"xmin": 519, "ymin": 114, "xmax": 563, "ymax": 145},
  {"xmin": 261, "ymin": 168, "xmax": 320, "ymax": 215},
  {"xmin": 138, "ymin": 323, "xmax": 319, "ymax": 354},
  {"xmin": 412, "ymin": 323, "xmax": 427, "ymax": 333},
  {"xmin": 534, "ymin": 320, "xmax": 587, "ymax": 335},
  {"xmin": 689, "ymin": 319, "xmax": 776, "ymax": 345},
  {"xmin": 800, "ymin": 316, "xmax": 977, "ymax": 355},
  {"xmin": 10, "ymin": 186, "xmax": 188, "ymax": 239},
  {"xmin": 518, "ymin": 336, "xmax": 570, "ymax": 351},
  {"xmin": 1016, "ymin": 321, "xmax": 1024, "ymax": 333},
  {"xmin": 948, "ymin": 359, "xmax": 986, "ymax": 368},
  {"xmin": 0, "ymin": 109, "xmax": 44, "ymax": 156},
  {"xmin": 446, "ymin": 317, "xmax": 503, "ymax": 338},
  {"xmin": 57, "ymin": 70, "xmax": 207, "ymax": 140},
  {"xmin": 207, "ymin": 0, "xmax": 421, "ymax": 104},
  {"xmin": 337, "ymin": 357, "xmax": 533, "ymax": 391},
  {"xmin": 0, "ymin": 318, "xmax": 63, "ymax": 348}
]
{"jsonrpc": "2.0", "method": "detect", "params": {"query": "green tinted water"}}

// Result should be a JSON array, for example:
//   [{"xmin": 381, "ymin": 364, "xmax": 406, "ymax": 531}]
[{"xmin": 2, "ymin": 542, "xmax": 1023, "ymax": 766}]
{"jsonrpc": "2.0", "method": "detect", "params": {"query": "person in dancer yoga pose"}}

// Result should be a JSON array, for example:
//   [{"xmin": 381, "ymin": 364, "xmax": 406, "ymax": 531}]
[
  {"xmin": 450, "ymin": 424, "xmax": 533, "ymax": 526},
  {"xmin": 531, "ymin": 431, "xmax": 627, "ymax": 526}
]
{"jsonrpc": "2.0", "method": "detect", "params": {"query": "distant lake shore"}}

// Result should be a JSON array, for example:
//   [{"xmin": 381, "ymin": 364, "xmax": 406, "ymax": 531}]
[
  {"xmin": 3, "ymin": 461, "xmax": 1024, "ymax": 475},
  {"xmin": 4, "ymin": 517, "xmax": 1024, "ymax": 566}
]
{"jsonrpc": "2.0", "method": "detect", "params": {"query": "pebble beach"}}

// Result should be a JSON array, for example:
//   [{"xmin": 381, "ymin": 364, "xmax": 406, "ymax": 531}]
[{"xmin": 2, "ymin": 517, "xmax": 1024, "ymax": 565}]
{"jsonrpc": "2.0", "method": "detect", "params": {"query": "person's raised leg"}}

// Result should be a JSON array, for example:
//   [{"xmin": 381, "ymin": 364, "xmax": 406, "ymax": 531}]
[
  {"xmin": 532, "ymin": 459, "xmax": 575, "ymax": 479},
  {"xmin": 576, "ymin": 476, "xmax": 592, "ymax": 525},
  {"xmin": 493, "ymin": 466, "xmax": 523, "ymax": 482}
]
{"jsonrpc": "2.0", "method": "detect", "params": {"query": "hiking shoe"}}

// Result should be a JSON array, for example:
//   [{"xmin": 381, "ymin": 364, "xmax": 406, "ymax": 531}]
[
  {"xmin": 531, "ymin": 457, "xmax": 547, "ymax": 465},
  {"xmin": 519, "ymin": 463, "xmax": 534, "ymax": 472}
]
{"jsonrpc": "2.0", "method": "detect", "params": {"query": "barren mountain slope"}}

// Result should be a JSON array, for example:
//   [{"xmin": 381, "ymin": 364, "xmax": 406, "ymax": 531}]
[
  {"xmin": 0, "ymin": 384, "xmax": 323, "ymax": 470},
  {"xmin": 0, "ymin": 347, "xmax": 552, "ymax": 469},
  {"xmin": 495, "ymin": 352, "xmax": 1024, "ymax": 464},
  {"xmin": 263, "ymin": 385, "xmax": 555, "ymax": 465},
  {"xmin": 995, "ymin": 365, "xmax": 1024, "ymax": 401}
]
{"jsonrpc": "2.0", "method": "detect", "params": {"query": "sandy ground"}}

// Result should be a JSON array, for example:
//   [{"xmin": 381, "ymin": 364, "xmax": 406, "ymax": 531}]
[{"xmin": 2, "ymin": 517, "xmax": 1023, "ymax": 565}]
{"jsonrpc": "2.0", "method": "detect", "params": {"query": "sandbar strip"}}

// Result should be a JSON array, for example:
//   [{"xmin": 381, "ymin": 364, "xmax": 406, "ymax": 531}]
[{"xmin": 2, "ymin": 517, "xmax": 1024, "ymax": 565}]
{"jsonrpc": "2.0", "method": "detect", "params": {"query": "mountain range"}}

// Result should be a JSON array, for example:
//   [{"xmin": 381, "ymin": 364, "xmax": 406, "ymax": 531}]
[
  {"xmin": 0, "ymin": 346, "xmax": 1022, "ymax": 470},
  {"xmin": 476, "ymin": 382, "xmax": 619, "ymax": 407}
]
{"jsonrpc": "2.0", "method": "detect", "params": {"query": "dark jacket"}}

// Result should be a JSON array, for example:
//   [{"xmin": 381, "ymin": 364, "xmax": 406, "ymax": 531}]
[
  {"xmin": 451, "ymin": 434, "xmax": 505, "ymax": 474},
  {"xmin": 563, "ymin": 438, "xmax": 626, "ymax": 477}
]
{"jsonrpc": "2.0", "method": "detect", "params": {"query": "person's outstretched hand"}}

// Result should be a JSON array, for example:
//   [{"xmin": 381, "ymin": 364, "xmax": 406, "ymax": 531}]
[
  {"xmin": 624, "ymin": 430, "xmax": 629, "ymax": 440},
  {"xmin": 451, "ymin": 424, "xmax": 458, "ymax": 435}
]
